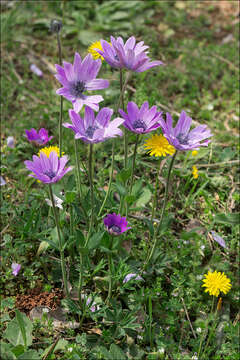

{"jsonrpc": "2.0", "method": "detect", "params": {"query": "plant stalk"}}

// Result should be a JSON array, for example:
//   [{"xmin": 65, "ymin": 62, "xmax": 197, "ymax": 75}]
[
  {"xmin": 151, "ymin": 159, "xmax": 162, "ymax": 222},
  {"xmin": 85, "ymin": 144, "xmax": 94, "ymax": 248},
  {"xmin": 74, "ymin": 138, "xmax": 82, "ymax": 197},
  {"xmin": 144, "ymin": 151, "xmax": 178, "ymax": 268},
  {"xmin": 49, "ymin": 184, "xmax": 69, "ymax": 297},
  {"xmin": 129, "ymin": 134, "xmax": 140, "ymax": 194},
  {"xmin": 56, "ymin": 31, "xmax": 63, "ymax": 157}
]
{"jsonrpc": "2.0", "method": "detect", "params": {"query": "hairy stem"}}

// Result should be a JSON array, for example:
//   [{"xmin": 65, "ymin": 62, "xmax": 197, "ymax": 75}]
[
  {"xmin": 85, "ymin": 144, "xmax": 94, "ymax": 248},
  {"xmin": 49, "ymin": 184, "xmax": 69, "ymax": 297}
]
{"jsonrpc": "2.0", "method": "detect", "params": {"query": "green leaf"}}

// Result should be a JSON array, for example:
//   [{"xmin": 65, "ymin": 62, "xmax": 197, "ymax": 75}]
[
  {"xmin": 0, "ymin": 342, "xmax": 16, "ymax": 360},
  {"xmin": 125, "ymin": 195, "xmax": 136, "ymax": 205},
  {"xmin": 78, "ymin": 30, "xmax": 101, "ymax": 46},
  {"xmin": 214, "ymin": 213, "xmax": 239, "ymax": 225},
  {"xmin": 115, "ymin": 183, "xmax": 127, "ymax": 196},
  {"xmin": 109, "ymin": 344, "xmax": 126, "ymax": 360},
  {"xmin": 3, "ymin": 312, "xmax": 33, "ymax": 347},
  {"xmin": 11, "ymin": 345, "xmax": 25, "ymax": 357},
  {"xmin": 116, "ymin": 168, "xmax": 131, "ymax": 183},
  {"xmin": 15, "ymin": 310, "xmax": 27, "ymax": 349},
  {"xmin": 135, "ymin": 188, "xmax": 152, "ymax": 207},
  {"xmin": 18, "ymin": 350, "xmax": 40, "ymax": 359},
  {"xmin": 37, "ymin": 240, "xmax": 49, "ymax": 256},
  {"xmin": 88, "ymin": 231, "xmax": 104, "ymax": 250},
  {"xmin": 65, "ymin": 191, "xmax": 76, "ymax": 204}
]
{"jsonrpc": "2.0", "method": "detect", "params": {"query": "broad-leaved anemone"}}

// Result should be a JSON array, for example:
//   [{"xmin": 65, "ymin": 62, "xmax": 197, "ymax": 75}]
[
  {"xmin": 104, "ymin": 213, "xmax": 131, "ymax": 236},
  {"xmin": 25, "ymin": 128, "xmax": 53, "ymax": 146},
  {"xmin": 96, "ymin": 36, "xmax": 164, "ymax": 72},
  {"xmin": 24, "ymin": 151, "xmax": 72, "ymax": 184},
  {"xmin": 63, "ymin": 106, "xmax": 124, "ymax": 144},
  {"xmin": 119, "ymin": 101, "xmax": 163, "ymax": 134},
  {"xmin": 160, "ymin": 111, "xmax": 213, "ymax": 151},
  {"xmin": 55, "ymin": 53, "xmax": 109, "ymax": 112}
]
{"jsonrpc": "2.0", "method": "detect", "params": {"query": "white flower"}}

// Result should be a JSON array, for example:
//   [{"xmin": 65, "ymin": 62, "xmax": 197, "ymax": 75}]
[
  {"xmin": 68, "ymin": 347, "xmax": 73, "ymax": 352},
  {"xmin": 7, "ymin": 136, "xmax": 15, "ymax": 148},
  {"xmin": 45, "ymin": 194, "xmax": 63, "ymax": 210},
  {"xmin": 201, "ymin": 245, "xmax": 205, "ymax": 250},
  {"xmin": 158, "ymin": 347, "xmax": 165, "ymax": 354},
  {"xmin": 196, "ymin": 275, "xmax": 203, "ymax": 280},
  {"xmin": 196, "ymin": 327, "xmax": 202, "ymax": 333},
  {"xmin": 191, "ymin": 354, "xmax": 198, "ymax": 360}
]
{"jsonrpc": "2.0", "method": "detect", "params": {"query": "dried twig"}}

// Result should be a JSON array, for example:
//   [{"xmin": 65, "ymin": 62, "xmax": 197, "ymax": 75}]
[{"xmin": 181, "ymin": 297, "xmax": 197, "ymax": 339}]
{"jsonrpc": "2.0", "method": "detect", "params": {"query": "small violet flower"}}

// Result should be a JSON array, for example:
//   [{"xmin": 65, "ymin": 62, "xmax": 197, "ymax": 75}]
[
  {"xmin": 25, "ymin": 128, "xmax": 53, "ymax": 146},
  {"xmin": 211, "ymin": 231, "xmax": 227, "ymax": 249},
  {"xmin": 160, "ymin": 111, "xmax": 213, "ymax": 151},
  {"xmin": 86, "ymin": 297, "xmax": 100, "ymax": 313},
  {"xmin": 12, "ymin": 263, "xmax": 21, "ymax": 276},
  {"xmin": 24, "ymin": 151, "xmax": 72, "ymax": 184},
  {"xmin": 55, "ymin": 53, "xmax": 109, "ymax": 112},
  {"xmin": 119, "ymin": 101, "xmax": 163, "ymax": 134},
  {"xmin": 0, "ymin": 176, "xmax": 6, "ymax": 186},
  {"xmin": 30, "ymin": 64, "xmax": 43, "ymax": 77},
  {"xmin": 123, "ymin": 273, "xmax": 144, "ymax": 284},
  {"xmin": 97, "ymin": 36, "xmax": 163, "ymax": 72},
  {"xmin": 7, "ymin": 136, "xmax": 15, "ymax": 148},
  {"xmin": 104, "ymin": 213, "xmax": 131, "ymax": 236},
  {"xmin": 64, "ymin": 106, "xmax": 124, "ymax": 144}
]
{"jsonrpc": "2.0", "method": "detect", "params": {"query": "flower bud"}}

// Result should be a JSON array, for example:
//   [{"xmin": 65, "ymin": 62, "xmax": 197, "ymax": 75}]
[{"xmin": 50, "ymin": 19, "xmax": 62, "ymax": 33}]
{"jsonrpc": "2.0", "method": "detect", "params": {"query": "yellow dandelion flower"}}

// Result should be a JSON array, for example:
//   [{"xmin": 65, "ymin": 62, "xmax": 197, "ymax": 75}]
[
  {"xmin": 192, "ymin": 165, "xmax": 199, "ymax": 179},
  {"xmin": 192, "ymin": 150, "xmax": 198, "ymax": 156},
  {"xmin": 144, "ymin": 134, "xmax": 175, "ymax": 157},
  {"xmin": 38, "ymin": 146, "xmax": 60, "ymax": 158},
  {"xmin": 88, "ymin": 41, "xmax": 105, "ymax": 60},
  {"xmin": 202, "ymin": 271, "xmax": 232, "ymax": 297}
]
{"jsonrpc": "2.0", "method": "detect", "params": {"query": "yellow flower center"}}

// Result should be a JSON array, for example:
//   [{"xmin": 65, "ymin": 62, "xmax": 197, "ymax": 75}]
[
  {"xmin": 38, "ymin": 146, "xmax": 60, "ymax": 158},
  {"xmin": 192, "ymin": 165, "xmax": 199, "ymax": 179},
  {"xmin": 144, "ymin": 134, "xmax": 175, "ymax": 157},
  {"xmin": 202, "ymin": 271, "xmax": 232, "ymax": 297}
]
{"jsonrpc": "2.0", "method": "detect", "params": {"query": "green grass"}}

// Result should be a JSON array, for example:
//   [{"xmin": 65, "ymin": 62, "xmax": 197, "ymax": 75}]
[{"xmin": 1, "ymin": 1, "xmax": 239, "ymax": 359}]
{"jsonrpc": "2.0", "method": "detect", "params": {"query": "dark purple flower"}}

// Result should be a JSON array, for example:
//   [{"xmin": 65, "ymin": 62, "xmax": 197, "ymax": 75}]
[
  {"xmin": 119, "ymin": 101, "xmax": 163, "ymax": 134},
  {"xmin": 63, "ymin": 106, "xmax": 124, "ymax": 144},
  {"xmin": 55, "ymin": 53, "xmax": 109, "ymax": 112},
  {"xmin": 24, "ymin": 151, "xmax": 72, "ymax": 184},
  {"xmin": 211, "ymin": 231, "xmax": 227, "ymax": 249},
  {"xmin": 97, "ymin": 36, "xmax": 163, "ymax": 72},
  {"xmin": 160, "ymin": 111, "xmax": 213, "ymax": 151},
  {"xmin": 12, "ymin": 263, "xmax": 21, "ymax": 276},
  {"xmin": 123, "ymin": 273, "xmax": 144, "ymax": 284},
  {"xmin": 104, "ymin": 213, "xmax": 131, "ymax": 236},
  {"xmin": 25, "ymin": 128, "xmax": 53, "ymax": 146}
]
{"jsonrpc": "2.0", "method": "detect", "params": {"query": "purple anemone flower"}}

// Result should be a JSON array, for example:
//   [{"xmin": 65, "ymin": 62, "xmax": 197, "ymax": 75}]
[
  {"xmin": 119, "ymin": 101, "xmax": 163, "ymax": 134},
  {"xmin": 25, "ymin": 128, "xmax": 53, "ymax": 146},
  {"xmin": 55, "ymin": 53, "xmax": 109, "ymax": 112},
  {"xmin": 12, "ymin": 263, "xmax": 21, "ymax": 276},
  {"xmin": 63, "ymin": 106, "xmax": 124, "ymax": 144},
  {"xmin": 123, "ymin": 273, "xmax": 144, "ymax": 284},
  {"xmin": 24, "ymin": 151, "xmax": 72, "ymax": 184},
  {"xmin": 160, "ymin": 111, "xmax": 213, "ymax": 151},
  {"xmin": 96, "ymin": 36, "xmax": 163, "ymax": 72},
  {"xmin": 211, "ymin": 231, "xmax": 227, "ymax": 249},
  {"xmin": 104, "ymin": 213, "xmax": 131, "ymax": 236}
]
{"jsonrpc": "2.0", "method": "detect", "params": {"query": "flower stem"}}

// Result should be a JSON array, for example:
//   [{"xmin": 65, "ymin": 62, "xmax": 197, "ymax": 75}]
[
  {"xmin": 85, "ymin": 144, "xmax": 94, "ymax": 248},
  {"xmin": 106, "ymin": 236, "xmax": 113, "ymax": 303},
  {"xmin": 78, "ymin": 253, "xmax": 84, "ymax": 308},
  {"xmin": 143, "ymin": 151, "xmax": 178, "ymax": 269},
  {"xmin": 197, "ymin": 296, "xmax": 215, "ymax": 358},
  {"xmin": 56, "ymin": 31, "xmax": 63, "ymax": 157},
  {"xmin": 151, "ymin": 159, "xmax": 162, "ymax": 222},
  {"xmin": 129, "ymin": 134, "xmax": 140, "ymax": 194},
  {"xmin": 74, "ymin": 138, "xmax": 82, "ymax": 198},
  {"xmin": 120, "ymin": 69, "xmax": 128, "ymax": 170},
  {"xmin": 98, "ymin": 139, "xmax": 115, "ymax": 218},
  {"xmin": 98, "ymin": 70, "xmax": 131, "ymax": 218},
  {"xmin": 49, "ymin": 184, "xmax": 69, "ymax": 297}
]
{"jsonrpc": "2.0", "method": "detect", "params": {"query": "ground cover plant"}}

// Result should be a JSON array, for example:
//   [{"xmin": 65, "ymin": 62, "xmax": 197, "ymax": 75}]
[{"xmin": 1, "ymin": 1, "xmax": 239, "ymax": 359}]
